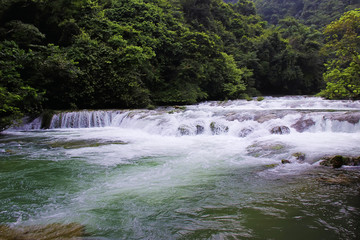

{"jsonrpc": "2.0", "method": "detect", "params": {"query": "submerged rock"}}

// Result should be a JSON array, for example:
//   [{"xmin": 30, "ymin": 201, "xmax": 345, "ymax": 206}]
[
  {"xmin": 255, "ymin": 113, "xmax": 277, "ymax": 123},
  {"xmin": 323, "ymin": 112, "xmax": 360, "ymax": 124},
  {"xmin": 0, "ymin": 223, "xmax": 84, "ymax": 240},
  {"xmin": 48, "ymin": 139, "xmax": 126, "ymax": 149},
  {"xmin": 291, "ymin": 118, "xmax": 315, "ymax": 132},
  {"xmin": 238, "ymin": 128, "xmax": 253, "ymax": 138},
  {"xmin": 178, "ymin": 125, "xmax": 191, "ymax": 136},
  {"xmin": 247, "ymin": 141, "xmax": 288, "ymax": 158},
  {"xmin": 195, "ymin": 125, "xmax": 205, "ymax": 135},
  {"xmin": 210, "ymin": 122, "xmax": 229, "ymax": 135},
  {"xmin": 319, "ymin": 174, "xmax": 359, "ymax": 185},
  {"xmin": 270, "ymin": 126, "xmax": 290, "ymax": 135}
]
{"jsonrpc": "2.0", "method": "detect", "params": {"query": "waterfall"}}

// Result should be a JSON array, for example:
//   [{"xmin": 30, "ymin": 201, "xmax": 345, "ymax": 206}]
[{"xmin": 17, "ymin": 96, "xmax": 360, "ymax": 136}]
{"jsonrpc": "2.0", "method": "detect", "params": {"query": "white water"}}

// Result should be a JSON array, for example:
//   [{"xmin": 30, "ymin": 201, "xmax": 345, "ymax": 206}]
[{"xmin": 2, "ymin": 96, "xmax": 360, "ymax": 239}]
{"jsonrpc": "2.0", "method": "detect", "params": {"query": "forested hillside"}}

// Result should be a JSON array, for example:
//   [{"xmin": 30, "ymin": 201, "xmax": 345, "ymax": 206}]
[
  {"xmin": 253, "ymin": 0, "xmax": 360, "ymax": 26},
  {"xmin": 0, "ymin": 0, "xmax": 359, "ymax": 130}
]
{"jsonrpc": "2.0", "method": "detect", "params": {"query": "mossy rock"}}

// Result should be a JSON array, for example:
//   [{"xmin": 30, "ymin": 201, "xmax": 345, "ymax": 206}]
[
  {"xmin": 292, "ymin": 152, "xmax": 305, "ymax": 161},
  {"xmin": 178, "ymin": 125, "xmax": 191, "ymax": 136},
  {"xmin": 210, "ymin": 122, "xmax": 229, "ymax": 135},
  {"xmin": 0, "ymin": 223, "xmax": 84, "ymax": 240},
  {"xmin": 40, "ymin": 110, "xmax": 56, "ymax": 129},
  {"xmin": 281, "ymin": 159, "xmax": 291, "ymax": 164},
  {"xmin": 319, "ymin": 155, "xmax": 352, "ymax": 168}
]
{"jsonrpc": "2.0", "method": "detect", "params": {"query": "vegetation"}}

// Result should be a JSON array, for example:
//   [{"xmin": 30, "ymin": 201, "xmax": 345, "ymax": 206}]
[
  {"xmin": 253, "ymin": 0, "xmax": 360, "ymax": 27},
  {"xmin": 0, "ymin": 0, "xmax": 359, "ymax": 130},
  {"xmin": 318, "ymin": 9, "xmax": 360, "ymax": 99}
]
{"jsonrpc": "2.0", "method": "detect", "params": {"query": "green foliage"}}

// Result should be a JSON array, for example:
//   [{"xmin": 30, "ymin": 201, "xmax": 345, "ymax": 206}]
[
  {"xmin": 319, "ymin": 9, "xmax": 360, "ymax": 99},
  {"xmin": 0, "ymin": 0, "xmax": 349, "ymax": 130},
  {"xmin": 0, "ymin": 40, "xmax": 43, "ymax": 130},
  {"xmin": 254, "ymin": 0, "xmax": 360, "ymax": 27}
]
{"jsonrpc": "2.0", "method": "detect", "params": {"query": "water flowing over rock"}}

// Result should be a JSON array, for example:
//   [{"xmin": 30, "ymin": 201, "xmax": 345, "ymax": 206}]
[
  {"xmin": 291, "ymin": 118, "xmax": 316, "ymax": 132},
  {"xmin": 239, "ymin": 128, "xmax": 253, "ymax": 138},
  {"xmin": 270, "ymin": 126, "xmax": 290, "ymax": 135},
  {"xmin": 210, "ymin": 122, "xmax": 229, "ymax": 135},
  {"xmin": 320, "ymin": 155, "xmax": 360, "ymax": 168},
  {"xmin": 13, "ymin": 96, "xmax": 360, "ymax": 137}
]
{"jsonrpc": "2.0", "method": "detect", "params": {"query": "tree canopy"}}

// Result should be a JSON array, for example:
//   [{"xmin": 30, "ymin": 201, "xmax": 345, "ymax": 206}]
[{"xmin": 0, "ymin": 0, "xmax": 359, "ymax": 130}]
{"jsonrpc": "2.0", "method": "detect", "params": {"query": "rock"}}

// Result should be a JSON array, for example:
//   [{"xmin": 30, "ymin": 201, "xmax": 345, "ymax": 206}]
[
  {"xmin": 196, "ymin": 125, "xmax": 205, "ymax": 135},
  {"xmin": 210, "ymin": 122, "xmax": 229, "ymax": 135},
  {"xmin": 270, "ymin": 126, "xmax": 290, "ymax": 135},
  {"xmin": 0, "ymin": 223, "xmax": 84, "ymax": 239},
  {"xmin": 319, "ymin": 155, "xmax": 354, "ymax": 168},
  {"xmin": 281, "ymin": 159, "xmax": 291, "ymax": 164},
  {"xmin": 238, "ymin": 128, "xmax": 253, "ymax": 138},
  {"xmin": 255, "ymin": 113, "xmax": 277, "ymax": 123},
  {"xmin": 178, "ymin": 125, "xmax": 191, "ymax": 136},
  {"xmin": 291, "ymin": 118, "xmax": 315, "ymax": 132},
  {"xmin": 324, "ymin": 112, "xmax": 360, "ymax": 124},
  {"xmin": 292, "ymin": 152, "xmax": 305, "ymax": 161},
  {"xmin": 319, "ymin": 174, "xmax": 358, "ymax": 185},
  {"xmin": 246, "ymin": 141, "xmax": 287, "ymax": 158}
]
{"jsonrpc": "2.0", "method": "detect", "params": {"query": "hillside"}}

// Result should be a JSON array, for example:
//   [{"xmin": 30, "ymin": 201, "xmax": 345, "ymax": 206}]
[{"xmin": 253, "ymin": 0, "xmax": 360, "ymax": 26}]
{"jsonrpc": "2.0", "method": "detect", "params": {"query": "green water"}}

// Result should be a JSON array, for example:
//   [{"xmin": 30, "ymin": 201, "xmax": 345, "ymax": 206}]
[{"xmin": 1, "ymin": 129, "xmax": 359, "ymax": 240}]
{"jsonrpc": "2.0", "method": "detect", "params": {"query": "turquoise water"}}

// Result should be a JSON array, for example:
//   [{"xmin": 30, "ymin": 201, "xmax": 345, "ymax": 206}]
[{"xmin": 1, "ymin": 97, "xmax": 360, "ymax": 239}]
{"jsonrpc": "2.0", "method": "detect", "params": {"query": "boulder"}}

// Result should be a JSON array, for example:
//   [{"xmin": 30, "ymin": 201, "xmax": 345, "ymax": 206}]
[
  {"xmin": 196, "ymin": 125, "xmax": 205, "ymax": 135},
  {"xmin": 291, "ymin": 118, "xmax": 315, "ymax": 132},
  {"xmin": 270, "ymin": 126, "xmax": 290, "ymax": 135},
  {"xmin": 255, "ymin": 113, "xmax": 277, "ymax": 123},
  {"xmin": 324, "ymin": 112, "xmax": 360, "ymax": 124},
  {"xmin": 178, "ymin": 125, "xmax": 191, "ymax": 136},
  {"xmin": 319, "ymin": 155, "xmax": 360, "ymax": 168},
  {"xmin": 238, "ymin": 128, "xmax": 253, "ymax": 138},
  {"xmin": 210, "ymin": 122, "xmax": 229, "ymax": 135}
]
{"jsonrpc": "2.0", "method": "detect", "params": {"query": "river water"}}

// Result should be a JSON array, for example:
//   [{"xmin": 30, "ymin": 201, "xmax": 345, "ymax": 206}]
[{"xmin": 1, "ymin": 96, "xmax": 360, "ymax": 239}]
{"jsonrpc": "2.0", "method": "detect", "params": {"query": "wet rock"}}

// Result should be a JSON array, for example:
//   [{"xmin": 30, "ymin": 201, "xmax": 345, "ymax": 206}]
[
  {"xmin": 270, "ymin": 126, "xmax": 290, "ymax": 135},
  {"xmin": 210, "ymin": 122, "xmax": 229, "ymax": 135},
  {"xmin": 324, "ymin": 112, "xmax": 360, "ymax": 124},
  {"xmin": 255, "ymin": 113, "xmax": 277, "ymax": 123},
  {"xmin": 0, "ymin": 223, "xmax": 84, "ymax": 240},
  {"xmin": 178, "ymin": 125, "xmax": 191, "ymax": 136},
  {"xmin": 292, "ymin": 152, "xmax": 306, "ymax": 161},
  {"xmin": 196, "ymin": 125, "xmax": 204, "ymax": 135},
  {"xmin": 281, "ymin": 159, "xmax": 291, "ymax": 164},
  {"xmin": 238, "ymin": 128, "xmax": 253, "ymax": 138},
  {"xmin": 247, "ymin": 141, "xmax": 288, "ymax": 158},
  {"xmin": 225, "ymin": 113, "xmax": 252, "ymax": 122},
  {"xmin": 319, "ymin": 174, "xmax": 359, "ymax": 185},
  {"xmin": 291, "ymin": 118, "xmax": 315, "ymax": 132},
  {"xmin": 319, "ymin": 155, "xmax": 360, "ymax": 168}
]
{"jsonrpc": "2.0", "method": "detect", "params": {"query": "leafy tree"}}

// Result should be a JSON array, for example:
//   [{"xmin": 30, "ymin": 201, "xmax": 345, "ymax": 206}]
[
  {"xmin": 0, "ymin": 41, "xmax": 43, "ymax": 130},
  {"xmin": 319, "ymin": 9, "xmax": 360, "ymax": 99}
]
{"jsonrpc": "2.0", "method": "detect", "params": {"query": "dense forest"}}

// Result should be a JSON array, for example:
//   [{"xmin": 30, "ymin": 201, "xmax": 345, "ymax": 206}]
[
  {"xmin": 253, "ymin": 0, "xmax": 360, "ymax": 26},
  {"xmin": 0, "ymin": 0, "xmax": 359, "ymax": 130}
]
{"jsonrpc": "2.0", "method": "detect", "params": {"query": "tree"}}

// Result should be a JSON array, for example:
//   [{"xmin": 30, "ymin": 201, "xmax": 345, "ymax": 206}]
[
  {"xmin": 319, "ymin": 9, "xmax": 360, "ymax": 99},
  {"xmin": 0, "ymin": 41, "xmax": 43, "ymax": 130}
]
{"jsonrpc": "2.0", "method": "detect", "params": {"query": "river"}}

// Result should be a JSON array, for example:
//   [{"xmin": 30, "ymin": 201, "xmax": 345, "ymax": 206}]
[{"xmin": 1, "ymin": 96, "xmax": 360, "ymax": 239}]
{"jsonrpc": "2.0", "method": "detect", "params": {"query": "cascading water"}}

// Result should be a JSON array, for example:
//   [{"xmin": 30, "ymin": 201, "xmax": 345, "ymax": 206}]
[{"xmin": 1, "ymin": 96, "xmax": 360, "ymax": 239}]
